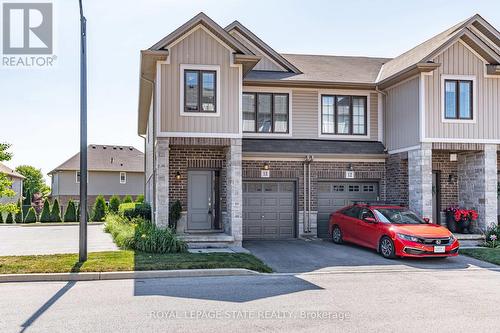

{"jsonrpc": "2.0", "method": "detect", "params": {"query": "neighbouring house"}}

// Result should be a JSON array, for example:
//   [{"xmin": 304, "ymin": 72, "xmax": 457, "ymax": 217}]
[
  {"xmin": 138, "ymin": 13, "xmax": 500, "ymax": 247},
  {"xmin": 48, "ymin": 144, "xmax": 145, "ymax": 209},
  {"xmin": 0, "ymin": 162, "xmax": 24, "ymax": 205}
]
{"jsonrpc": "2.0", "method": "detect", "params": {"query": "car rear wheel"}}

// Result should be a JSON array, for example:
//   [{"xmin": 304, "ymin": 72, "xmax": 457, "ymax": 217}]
[
  {"xmin": 379, "ymin": 236, "xmax": 396, "ymax": 259},
  {"xmin": 332, "ymin": 225, "xmax": 343, "ymax": 244}
]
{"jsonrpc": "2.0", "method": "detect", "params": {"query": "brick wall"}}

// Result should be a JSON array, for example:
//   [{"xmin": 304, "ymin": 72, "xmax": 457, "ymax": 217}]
[
  {"xmin": 432, "ymin": 151, "xmax": 458, "ymax": 210},
  {"xmin": 169, "ymin": 145, "xmax": 227, "ymax": 211},
  {"xmin": 242, "ymin": 160, "xmax": 386, "ymax": 210},
  {"xmin": 386, "ymin": 153, "xmax": 409, "ymax": 206}
]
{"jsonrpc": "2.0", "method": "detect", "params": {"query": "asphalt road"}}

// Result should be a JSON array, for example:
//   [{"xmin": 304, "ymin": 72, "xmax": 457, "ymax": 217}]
[
  {"xmin": 0, "ymin": 224, "xmax": 117, "ymax": 256},
  {"xmin": 1, "ymin": 266, "xmax": 499, "ymax": 333}
]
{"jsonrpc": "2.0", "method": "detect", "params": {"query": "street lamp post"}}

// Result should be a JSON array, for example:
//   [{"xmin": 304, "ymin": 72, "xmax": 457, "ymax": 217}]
[{"xmin": 78, "ymin": 0, "xmax": 88, "ymax": 262}]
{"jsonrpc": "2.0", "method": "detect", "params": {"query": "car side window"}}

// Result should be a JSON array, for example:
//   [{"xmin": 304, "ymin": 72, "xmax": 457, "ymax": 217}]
[
  {"xmin": 343, "ymin": 206, "xmax": 361, "ymax": 219},
  {"xmin": 359, "ymin": 208, "xmax": 375, "ymax": 220}
]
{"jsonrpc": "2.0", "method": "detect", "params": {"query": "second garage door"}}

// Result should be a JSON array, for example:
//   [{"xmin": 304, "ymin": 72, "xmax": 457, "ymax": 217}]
[
  {"xmin": 317, "ymin": 182, "xmax": 379, "ymax": 238},
  {"xmin": 243, "ymin": 181, "xmax": 295, "ymax": 239}
]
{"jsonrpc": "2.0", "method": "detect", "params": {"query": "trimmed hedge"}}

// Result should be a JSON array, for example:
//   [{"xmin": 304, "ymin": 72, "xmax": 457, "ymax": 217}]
[
  {"xmin": 64, "ymin": 200, "xmax": 77, "ymax": 222},
  {"xmin": 109, "ymin": 195, "xmax": 121, "ymax": 214},
  {"xmin": 24, "ymin": 207, "xmax": 37, "ymax": 223},
  {"xmin": 40, "ymin": 200, "xmax": 51, "ymax": 223},
  {"xmin": 15, "ymin": 199, "xmax": 23, "ymax": 223},
  {"xmin": 92, "ymin": 195, "xmax": 107, "ymax": 222},
  {"xmin": 51, "ymin": 198, "xmax": 62, "ymax": 222},
  {"xmin": 5, "ymin": 212, "xmax": 14, "ymax": 224},
  {"xmin": 122, "ymin": 195, "xmax": 133, "ymax": 204},
  {"xmin": 119, "ymin": 202, "xmax": 151, "ymax": 221},
  {"xmin": 135, "ymin": 194, "xmax": 144, "ymax": 203}
]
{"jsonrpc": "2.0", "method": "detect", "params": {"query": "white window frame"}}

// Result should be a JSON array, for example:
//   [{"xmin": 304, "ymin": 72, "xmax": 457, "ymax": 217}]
[
  {"xmin": 440, "ymin": 74, "xmax": 477, "ymax": 124},
  {"xmin": 75, "ymin": 171, "xmax": 88, "ymax": 183},
  {"xmin": 120, "ymin": 172, "xmax": 127, "ymax": 184},
  {"xmin": 179, "ymin": 64, "xmax": 221, "ymax": 117}
]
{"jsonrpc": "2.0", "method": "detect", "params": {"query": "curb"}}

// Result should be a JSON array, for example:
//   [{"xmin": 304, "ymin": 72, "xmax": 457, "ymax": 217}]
[
  {"xmin": 0, "ymin": 268, "xmax": 260, "ymax": 283},
  {"xmin": 0, "ymin": 222, "xmax": 104, "ymax": 227}
]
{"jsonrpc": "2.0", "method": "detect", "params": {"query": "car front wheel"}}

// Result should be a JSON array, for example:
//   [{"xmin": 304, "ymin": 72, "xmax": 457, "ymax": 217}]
[
  {"xmin": 332, "ymin": 225, "xmax": 343, "ymax": 244},
  {"xmin": 379, "ymin": 236, "xmax": 396, "ymax": 259}
]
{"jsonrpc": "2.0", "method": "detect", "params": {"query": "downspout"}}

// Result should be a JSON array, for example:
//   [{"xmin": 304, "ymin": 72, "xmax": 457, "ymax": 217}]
[
  {"xmin": 303, "ymin": 159, "xmax": 307, "ymax": 234},
  {"xmin": 307, "ymin": 155, "xmax": 313, "ymax": 233}
]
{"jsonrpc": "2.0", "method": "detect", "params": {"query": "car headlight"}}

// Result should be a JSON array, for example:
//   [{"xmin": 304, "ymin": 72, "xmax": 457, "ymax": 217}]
[
  {"xmin": 397, "ymin": 233, "xmax": 421, "ymax": 242},
  {"xmin": 449, "ymin": 234, "xmax": 456, "ymax": 241}
]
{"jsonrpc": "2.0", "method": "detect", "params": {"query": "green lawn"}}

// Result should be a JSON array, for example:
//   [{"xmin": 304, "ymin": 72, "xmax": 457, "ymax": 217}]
[
  {"xmin": 0, "ymin": 251, "xmax": 272, "ymax": 274},
  {"xmin": 461, "ymin": 248, "xmax": 500, "ymax": 266}
]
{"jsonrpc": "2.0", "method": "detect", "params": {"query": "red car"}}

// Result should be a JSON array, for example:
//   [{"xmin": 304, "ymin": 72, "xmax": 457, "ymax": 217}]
[{"xmin": 328, "ymin": 203, "xmax": 460, "ymax": 259}]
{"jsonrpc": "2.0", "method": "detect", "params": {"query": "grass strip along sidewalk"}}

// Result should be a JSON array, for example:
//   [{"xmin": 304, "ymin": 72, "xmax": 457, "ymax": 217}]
[
  {"xmin": 460, "ymin": 248, "xmax": 500, "ymax": 266},
  {"xmin": 0, "ymin": 250, "xmax": 272, "ymax": 275}
]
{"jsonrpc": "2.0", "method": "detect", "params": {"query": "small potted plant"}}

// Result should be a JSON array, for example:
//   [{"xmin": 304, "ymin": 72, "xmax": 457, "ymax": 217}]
[{"xmin": 444, "ymin": 206, "xmax": 478, "ymax": 233}]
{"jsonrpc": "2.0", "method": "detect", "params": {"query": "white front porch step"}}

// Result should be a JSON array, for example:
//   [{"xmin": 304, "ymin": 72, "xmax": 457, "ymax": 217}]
[
  {"xmin": 180, "ymin": 233, "xmax": 234, "ymax": 243},
  {"xmin": 455, "ymin": 234, "xmax": 484, "ymax": 241}
]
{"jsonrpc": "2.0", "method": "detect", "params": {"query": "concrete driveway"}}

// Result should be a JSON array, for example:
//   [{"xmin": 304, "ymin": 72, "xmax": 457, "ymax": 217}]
[
  {"xmin": 244, "ymin": 239, "xmax": 498, "ymax": 273},
  {"xmin": 0, "ymin": 224, "xmax": 118, "ymax": 256}
]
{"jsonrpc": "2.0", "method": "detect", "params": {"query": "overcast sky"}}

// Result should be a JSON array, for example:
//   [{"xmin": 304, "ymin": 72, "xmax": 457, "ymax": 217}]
[{"xmin": 1, "ymin": 0, "xmax": 499, "ymax": 183}]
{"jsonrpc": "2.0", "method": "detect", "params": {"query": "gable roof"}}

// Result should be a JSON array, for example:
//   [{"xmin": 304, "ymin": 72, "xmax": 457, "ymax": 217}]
[
  {"xmin": 225, "ymin": 21, "xmax": 301, "ymax": 73},
  {"xmin": 245, "ymin": 54, "xmax": 389, "ymax": 86},
  {"xmin": 0, "ymin": 162, "xmax": 25, "ymax": 179},
  {"xmin": 49, "ymin": 145, "xmax": 144, "ymax": 174},
  {"xmin": 378, "ymin": 14, "xmax": 500, "ymax": 83}
]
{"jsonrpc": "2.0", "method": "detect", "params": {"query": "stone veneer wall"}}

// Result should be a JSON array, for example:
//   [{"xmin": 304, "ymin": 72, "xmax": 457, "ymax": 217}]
[
  {"xmin": 386, "ymin": 153, "xmax": 409, "ymax": 206},
  {"xmin": 458, "ymin": 145, "xmax": 498, "ymax": 230},
  {"xmin": 408, "ymin": 143, "xmax": 433, "ymax": 219}
]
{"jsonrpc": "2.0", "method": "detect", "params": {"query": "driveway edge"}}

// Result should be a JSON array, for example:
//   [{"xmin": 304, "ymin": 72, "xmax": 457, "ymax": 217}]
[{"xmin": 0, "ymin": 268, "xmax": 261, "ymax": 283}]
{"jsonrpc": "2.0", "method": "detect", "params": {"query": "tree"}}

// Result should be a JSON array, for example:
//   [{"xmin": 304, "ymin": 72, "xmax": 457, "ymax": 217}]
[
  {"xmin": 40, "ymin": 200, "xmax": 52, "ymax": 223},
  {"xmin": 135, "ymin": 194, "xmax": 144, "ymax": 203},
  {"xmin": 23, "ymin": 188, "xmax": 32, "ymax": 205},
  {"xmin": 51, "ymin": 198, "xmax": 62, "ymax": 222},
  {"xmin": 15, "ymin": 198, "xmax": 23, "ymax": 223},
  {"xmin": 15, "ymin": 165, "xmax": 50, "ymax": 198},
  {"xmin": 109, "ymin": 195, "xmax": 120, "ymax": 214},
  {"xmin": 24, "ymin": 207, "xmax": 37, "ymax": 223},
  {"xmin": 0, "ymin": 143, "xmax": 17, "ymax": 215},
  {"xmin": 92, "ymin": 195, "xmax": 107, "ymax": 222},
  {"xmin": 64, "ymin": 200, "xmax": 77, "ymax": 222},
  {"xmin": 5, "ymin": 212, "xmax": 14, "ymax": 224},
  {"xmin": 122, "ymin": 195, "xmax": 133, "ymax": 204}
]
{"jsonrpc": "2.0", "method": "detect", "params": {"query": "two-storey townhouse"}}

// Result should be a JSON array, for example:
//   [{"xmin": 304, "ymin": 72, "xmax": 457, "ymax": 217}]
[
  {"xmin": 49, "ymin": 144, "xmax": 145, "ymax": 210},
  {"xmin": 138, "ymin": 13, "xmax": 500, "ymax": 247}
]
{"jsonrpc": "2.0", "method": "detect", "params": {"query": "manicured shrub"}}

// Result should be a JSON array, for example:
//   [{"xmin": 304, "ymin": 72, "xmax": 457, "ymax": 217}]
[
  {"xmin": 76, "ymin": 203, "xmax": 89, "ymax": 222},
  {"xmin": 122, "ymin": 195, "xmax": 133, "ymax": 204},
  {"xmin": 51, "ymin": 198, "xmax": 62, "ymax": 222},
  {"xmin": 5, "ymin": 212, "xmax": 14, "ymax": 224},
  {"xmin": 104, "ymin": 214, "xmax": 187, "ymax": 253},
  {"xmin": 119, "ymin": 202, "xmax": 151, "ymax": 221},
  {"xmin": 23, "ymin": 189, "xmax": 32, "ymax": 205},
  {"xmin": 40, "ymin": 200, "xmax": 52, "ymax": 223},
  {"xmin": 15, "ymin": 198, "xmax": 23, "ymax": 223},
  {"xmin": 0, "ymin": 213, "xmax": 3, "ymax": 223},
  {"xmin": 135, "ymin": 194, "xmax": 144, "ymax": 203},
  {"xmin": 64, "ymin": 200, "xmax": 77, "ymax": 222},
  {"xmin": 24, "ymin": 207, "xmax": 37, "ymax": 223},
  {"xmin": 169, "ymin": 200, "xmax": 182, "ymax": 231},
  {"xmin": 109, "ymin": 195, "xmax": 121, "ymax": 214},
  {"xmin": 92, "ymin": 195, "xmax": 107, "ymax": 222}
]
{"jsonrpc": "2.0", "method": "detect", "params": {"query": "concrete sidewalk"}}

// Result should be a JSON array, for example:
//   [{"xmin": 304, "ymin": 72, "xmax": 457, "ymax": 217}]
[{"xmin": 0, "ymin": 224, "xmax": 118, "ymax": 256}]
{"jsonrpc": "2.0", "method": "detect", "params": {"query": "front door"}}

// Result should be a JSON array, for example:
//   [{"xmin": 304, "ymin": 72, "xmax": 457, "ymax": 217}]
[{"xmin": 187, "ymin": 170, "xmax": 214, "ymax": 230}]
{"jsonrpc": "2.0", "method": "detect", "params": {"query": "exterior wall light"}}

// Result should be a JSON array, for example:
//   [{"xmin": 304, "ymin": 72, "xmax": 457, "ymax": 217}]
[
  {"xmin": 262, "ymin": 162, "xmax": 270, "ymax": 171},
  {"xmin": 175, "ymin": 171, "xmax": 181, "ymax": 180}
]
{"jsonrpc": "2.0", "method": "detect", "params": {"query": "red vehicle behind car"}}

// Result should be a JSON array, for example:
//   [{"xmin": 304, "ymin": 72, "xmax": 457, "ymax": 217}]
[{"xmin": 328, "ymin": 203, "xmax": 460, "ymax": 259}]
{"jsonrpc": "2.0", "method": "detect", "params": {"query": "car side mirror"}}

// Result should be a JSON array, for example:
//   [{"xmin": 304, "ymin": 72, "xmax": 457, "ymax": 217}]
[
  {"xmin": 364, "ymin": 217, "xmax": 377, "ymax": 223},
  {"xmin": 423, "ymin": 217, "xmax": 431, "ymax": 223}
]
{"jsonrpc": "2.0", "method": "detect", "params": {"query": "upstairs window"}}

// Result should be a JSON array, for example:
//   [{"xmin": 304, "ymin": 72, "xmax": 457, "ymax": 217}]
[
  {"xmin": 444, "ymin": 79, "xmax": 473, "ymax": 120},
  {"xmin": 243, "ymin": 93, "xmax": 289, "ymax": 133},
  {"xmin": 120, "ymin": 172, "xmax": 127, "ymax": 184},
  {"xmin": 184, "ymin": 70, "xmax": 216, "ymax": 113},
  {"xmin": 321, "ymin": 95, "xmax": 367, "ymax": 135}
]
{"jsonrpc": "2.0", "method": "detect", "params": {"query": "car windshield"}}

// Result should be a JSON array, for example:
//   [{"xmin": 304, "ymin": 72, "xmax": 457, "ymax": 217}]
[{"xmin": 373, "ymin": 208, "xmax": 426, "ymax": 225}]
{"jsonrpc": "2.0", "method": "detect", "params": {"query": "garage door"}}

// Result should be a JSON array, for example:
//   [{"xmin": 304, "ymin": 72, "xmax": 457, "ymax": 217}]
[
  {"xmin": 317, "ymin": 182, "xmax": 379, "ymax": 238},
  {"xmin": 243, "ymin": 181, "xmax": 295, "ymax": 239}
]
